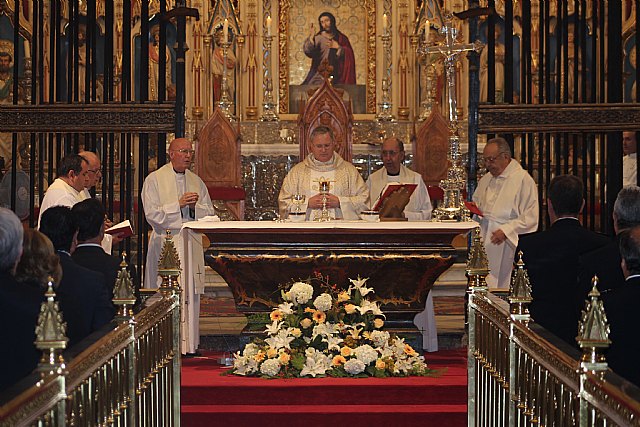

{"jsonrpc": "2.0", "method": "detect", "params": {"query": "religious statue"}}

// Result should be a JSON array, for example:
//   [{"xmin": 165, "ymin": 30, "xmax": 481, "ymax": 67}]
[
  {"xmin": 480, "ymin": 26, "xmax": 505, "ymax": 103},
  {"xmin": 148, "ymin": 24, "xmax": 176, "ymax": 101},
  {"xmin": 302, "ymin": 11, "xmax": 356, "ymax": 85},
  {"xmin": 0, "ymin": 40, "xmax": 14, "ymax": 104},
  {"xmin": 211, "ymin": 25, "xmax": 236, "ymax": 104}
]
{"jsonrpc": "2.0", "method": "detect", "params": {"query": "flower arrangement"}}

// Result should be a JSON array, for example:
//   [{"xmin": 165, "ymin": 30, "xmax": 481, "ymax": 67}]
[{"xmin": 232, "ymin": 273, "xmax": 431, "ymax": 378}]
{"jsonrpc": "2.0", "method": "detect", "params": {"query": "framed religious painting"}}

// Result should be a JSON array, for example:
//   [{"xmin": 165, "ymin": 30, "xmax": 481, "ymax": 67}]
[{"xmin": 278, "ymin": 0, "xmax": 376, "ymax": 115}]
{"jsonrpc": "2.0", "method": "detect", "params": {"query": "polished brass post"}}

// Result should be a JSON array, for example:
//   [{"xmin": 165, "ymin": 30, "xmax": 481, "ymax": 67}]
[
  {"xmin": 112, "ymin": 252, "xmax": 137, "ymax": 322},
  {"xmin": 35, "ymin": 278, "xmax": 68, "ymax": 377},
  {"xmin": 157, "ymin": 230, "xmax": 182, "ymax": 296},
  {"xmin": 577, "ymin": 276, "xmax": 610, "ymax": 372},
  {"xmin": 508, "ymin": 251, "xmax": 533, "ymax": 321}
]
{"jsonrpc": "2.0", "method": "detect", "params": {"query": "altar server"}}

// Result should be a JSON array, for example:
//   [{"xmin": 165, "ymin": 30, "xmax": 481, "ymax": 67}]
[
  {"xmin": 472, "ymin": 137, "xmax": 539, "ymax": 289},
  {"xmin": 278, "ymin": 126, "xmax": 369, "ymax": 220},
  {"xmin": 141, "ymin": 137, "xmax": 215, "ymax": 356}
]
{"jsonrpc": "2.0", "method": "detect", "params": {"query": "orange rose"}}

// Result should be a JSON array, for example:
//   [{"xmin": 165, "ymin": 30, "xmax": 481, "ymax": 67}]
[
  {"xmin": 340, "ymin": 346, "xmax": 352, "ymax": 357},
  {"xmin": 374, "ymin": 318, "xmax": 384, "ymax": 329},
  {"xmin": 344, "ymin": 304, "xmax": 357, "ymax": 314},
  {"xmin": 267, "ymin": 348, "xmax": 277, "ymax": 358},
  {"xmin": 279, "ymin": 353, "xmax": 291, "ymax": 365},
  {"xmin": 375, "ymin": 359, "xmax": 386, "ymax": 370},
  {"xmin": 300, "ymin": 318, "xmax": 313, "ymax": 329},
  {"xmin": 337, "ymin": 291, "xmax": 350, "ymax": 303}
]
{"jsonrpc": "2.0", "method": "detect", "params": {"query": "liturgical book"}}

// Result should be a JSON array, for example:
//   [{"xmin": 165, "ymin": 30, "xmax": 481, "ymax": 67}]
[
  {"xmin": 372, "ymin": 183, "xmax": 418, "ymax": 211},
  {"xmin": 106, "ymin": 220, "xmax": 134, "ymax": 238}
]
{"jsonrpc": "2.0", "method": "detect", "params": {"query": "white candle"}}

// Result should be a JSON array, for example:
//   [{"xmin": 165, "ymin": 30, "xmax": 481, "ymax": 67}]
[
  {"xmin": 223, "ymin": 18, "xmax": 229, "ymax": 43},
  {"xmin": 382, "ymin": 13, "xmax": 388, "ymax": 33},
  {"xmin": 425, "ymin": 20, "xmax": 430, "ymax": 43},
  {"xmin": 266, "ymin": 16, "xmax": 272, "ymax": 36}
]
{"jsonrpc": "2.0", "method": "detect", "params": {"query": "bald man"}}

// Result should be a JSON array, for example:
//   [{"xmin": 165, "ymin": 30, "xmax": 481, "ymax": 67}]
[{"xmin": 141, "ymin": 138, "xmax": 215, "ymax": 355}]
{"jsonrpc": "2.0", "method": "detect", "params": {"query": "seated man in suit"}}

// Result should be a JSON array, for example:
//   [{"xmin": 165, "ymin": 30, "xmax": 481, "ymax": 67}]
[
  {"xmin": 517, "ymin": 175, "xmax": 609, "ymax": 346},
  {"xmin": 0, "ymin": 208, "xmax": 45, "ymax": 392},
  {"xmin": 40, "ymin": 206, "xmax": 114, "ymax": 348},
  {"xmin": 578, "ymin": 185, "xmax": 640, "ymax": 295},
  {"xmin": 71, "ymin": 198, "xmax": 126, "ymax": 296},
  {"xmin": 602, "ymin": 226, "xmax": 640, "ymax": 386}
]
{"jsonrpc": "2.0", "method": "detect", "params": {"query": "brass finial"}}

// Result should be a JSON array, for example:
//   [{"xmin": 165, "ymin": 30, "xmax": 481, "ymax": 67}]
[
  {"xmin": 158, "ymin": 230, "xmax": 182, "ymax": 296},
  {"xmin": 466, "ymin": 227, "xmax": 489, "ymax": 290},
  {"xmin": 113, "ymin": 252, "xmax": 137, "ymax": 321},
  {"xmin": 508, "ymin": 251, "xmax": 533, "ymax": 319},
  {"xmin": 35, "ymin": 278, "xmax": 68, "ymax": 376},
  {"xmin": 576, "ymin": 276, "xmax": 611, "ymax": 372}
]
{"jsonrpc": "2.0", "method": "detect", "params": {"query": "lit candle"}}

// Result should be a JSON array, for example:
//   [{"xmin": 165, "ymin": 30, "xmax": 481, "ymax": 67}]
[
  {"xmin": 266, "ymin": 16, "xmax": 272, "ymax": 37},
  {"xmin": 223, "ymin": 18, "xmax": 229, "ymax": 43},
  {"xmin": 382, "ymin": 13, "xmax": 388, "ymax": 34},
  {"xmin": 424, "ymin": 20, "xmax": 430, "ymax": 44}
]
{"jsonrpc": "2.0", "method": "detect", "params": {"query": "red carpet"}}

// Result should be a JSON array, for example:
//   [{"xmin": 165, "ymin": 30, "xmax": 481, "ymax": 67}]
[{"xmin": 181, "ymin": 348, "xmax": 468, "ymax": 426}]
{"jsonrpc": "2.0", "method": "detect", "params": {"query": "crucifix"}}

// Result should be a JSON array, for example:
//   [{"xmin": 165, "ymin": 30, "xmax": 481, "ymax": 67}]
[{"xmin": 417, "ymin": 11, "xmax": 483, "ymax": 222}]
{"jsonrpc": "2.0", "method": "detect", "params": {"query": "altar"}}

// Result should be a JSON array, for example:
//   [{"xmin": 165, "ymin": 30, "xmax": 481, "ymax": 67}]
[{"xmin": 181, "ymin": 220, "xmax": 477, "ymax": 335}]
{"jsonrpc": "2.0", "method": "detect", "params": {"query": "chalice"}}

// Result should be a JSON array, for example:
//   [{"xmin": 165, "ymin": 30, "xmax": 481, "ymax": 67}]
[
  {"xmin": 318, "ymin": 180, "xmax": 331, "ymax": 222},
  {"xmin": 290, "ymin": 194, "xmax": 306, "ymax": 222}
]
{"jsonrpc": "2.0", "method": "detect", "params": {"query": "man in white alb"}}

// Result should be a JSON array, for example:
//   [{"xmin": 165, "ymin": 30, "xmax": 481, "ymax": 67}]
[
  {"xmin": 623, "ymin": 131, "xmax": 637, "ymax": 187},
  {"xmin": 38, "ymin": 154, "xmax": 89, "ymax": 227},
  {"xmin": 278, "ymin": 126, "xmax": 369, "ymax": 220},
  {"xmin": 472, "ymin": 137, "xmax": 539, "ymax": 289},
  {"xmin": 366, "ymin": 136, "xmax": 437, "ymax": 351},
  {"xmin": 141, "ymin": 137, "xmax": 215, "ymax": 356}
]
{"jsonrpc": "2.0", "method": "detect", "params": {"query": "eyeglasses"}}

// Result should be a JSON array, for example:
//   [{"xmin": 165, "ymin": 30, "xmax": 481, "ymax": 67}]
[
  {"xmin": 381, "ymin": 150, "xmax": 401, "ymax": 156},
  {"xmin": 483, "ymin": 153, "xmax": 506, "ymax": 163},
  {"xmin": 87, "ymin": 169, "xmax": 100, "ymax": 175},
  {"xmin": 172, "ymin": 149, "xmax": 196, "ymax": 155}
]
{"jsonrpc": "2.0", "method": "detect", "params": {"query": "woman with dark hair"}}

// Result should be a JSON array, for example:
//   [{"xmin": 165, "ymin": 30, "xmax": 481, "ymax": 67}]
[
  {"xmin": 15, "ymin": 229, "xmax": 63, "ymax": 288},
  {"xmin": 302, "ymin": 11, "xmax": 356, "ymax": 85}
]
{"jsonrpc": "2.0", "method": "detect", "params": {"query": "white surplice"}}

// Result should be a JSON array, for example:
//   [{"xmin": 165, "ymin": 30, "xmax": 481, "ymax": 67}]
[
  {"xmin": 472, "ymin": 159, "xmax": 539, "ymax": 289},
  {"xmin": 623, "ymin": 153, "xmax": 637, "ymax": 187},
  {"xmin": 141, "ymin": 163, "xmax": 215, "ymax": 354},
  {"xmin": 38, "ymin": 178, "xmax": 85, "ymax": 227}
]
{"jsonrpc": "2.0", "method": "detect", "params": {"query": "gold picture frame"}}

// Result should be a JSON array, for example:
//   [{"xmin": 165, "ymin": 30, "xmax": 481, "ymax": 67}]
[{"xmin": 278, "ymin": 0, "xmax": 377, "ymax": 114}]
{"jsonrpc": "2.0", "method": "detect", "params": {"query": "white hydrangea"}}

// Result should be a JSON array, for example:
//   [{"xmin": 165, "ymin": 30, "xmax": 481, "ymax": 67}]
[
  {"xmin": 289, "ymin": 282, "xmax": 315, "ymax": 305},
  {"xmin": 313, "ymin": 293, "xmax": 333, "ymax": 311},
  {"xmin": 260, "ymin": 358, "xmax": 281, "ymax": 377},
  {"xmin": 242, "ymin": 343, "xmax": 261, "ymax": 358},
  {"xmin": 354, "ymin": 344, "xmax": 378, "ymax": 365},
  {"xmin": 344, "ymin": 358, "xmax": 366, "ymax": 375},
  {"xmin": 369, "ymin": 330, "xmax": 390, "ymax": 348}
]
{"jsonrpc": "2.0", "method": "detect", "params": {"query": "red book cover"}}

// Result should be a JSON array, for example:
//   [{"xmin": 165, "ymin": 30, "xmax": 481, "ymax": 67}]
[
  {"xmin": 105, "ymin": 220, "xmax": 134, "ymax": 238},
  {"xmin": 372, "ymin": 183, "xmax": 418, "ymax": 211}
]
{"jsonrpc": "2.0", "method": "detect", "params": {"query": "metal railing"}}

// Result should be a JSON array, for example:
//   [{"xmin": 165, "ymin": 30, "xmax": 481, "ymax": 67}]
[
  {"xmin": 0, "ymin": 239, "xmax": 183, "ymax": 426},
  {"xmin": 466, "ymin": 229, "xmax": 640, "ymax": 426}
]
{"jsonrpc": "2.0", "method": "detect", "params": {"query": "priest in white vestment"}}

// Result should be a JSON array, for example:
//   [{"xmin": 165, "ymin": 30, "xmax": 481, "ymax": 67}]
[
  {"xmin": 141, "ymin": 138, "xmax": 215, "ymax": 355},
  {"xmin": 366, "ymin": 136, "xmax": 437, "ymax": 351},
  {"xmin": 472, "ymin": 137, "xmax": 539, "ymax": 289},
  {"xmin": 38, "ymin": 153, "xmax": 89, "ymax": 227},
  {"xmin": 278, "ymin": 126, "xmax": 369, "ymax": 220},
  {"xmin": 623, "ymin": 131, "xmax": 637, "ymax": 187}
]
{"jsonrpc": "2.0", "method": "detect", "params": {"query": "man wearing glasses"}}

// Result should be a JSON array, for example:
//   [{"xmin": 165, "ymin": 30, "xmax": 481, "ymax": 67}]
[
  {"xmin": 472, "ymin": 137, "xmax": 538, "ymax": 289},
  {"xmin": 142, "ymin": 137, "xmax": 215, "ymax": 288},
  {"xmin": 142, "ymin": 137, "xmax": 215, "ymax": 356}
]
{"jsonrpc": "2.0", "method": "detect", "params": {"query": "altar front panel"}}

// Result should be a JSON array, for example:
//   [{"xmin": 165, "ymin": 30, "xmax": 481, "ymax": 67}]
[{"xmin": 184, "ymin": 221, "xmax": 476, "ymax": 332}]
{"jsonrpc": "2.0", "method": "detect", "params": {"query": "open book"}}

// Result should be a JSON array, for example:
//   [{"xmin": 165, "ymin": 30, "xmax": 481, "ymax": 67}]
[
  {"xmin": 372, "ymin": 183, "xmax": 418, "ymax": 211},
  {"xmin": 105, "ymin": 220, "xmax": 134, "ymax": 238}
]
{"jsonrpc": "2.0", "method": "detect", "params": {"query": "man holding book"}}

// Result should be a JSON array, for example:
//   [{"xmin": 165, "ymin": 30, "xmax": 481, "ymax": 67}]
[
  {"xmin": 366, "ymin": 137, "xmax": 432, "ymax": 220},
  {"xmin": 367, "ymin": 136, "xmax": 436, "ymax": 352}
]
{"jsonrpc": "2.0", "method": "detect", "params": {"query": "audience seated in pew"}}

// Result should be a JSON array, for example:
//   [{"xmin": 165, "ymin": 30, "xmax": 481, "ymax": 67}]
[
  {"xmin": 517, "ymin": 175, "xmax": 609, "ymax": 347},
  {"xmin": 39, "ymin": 206, "xmax": 114, "ymax": 348},
  {"xmin": 602, "ymin": 226, "xmax": 640, "ymax": 387},
  {"xmin": 0, "ymin": 209, "xmax": 45, "ymax": 393},
  {"xmin": 578, "ymin": 185, "xmax": 640, "ymax": 296}
]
